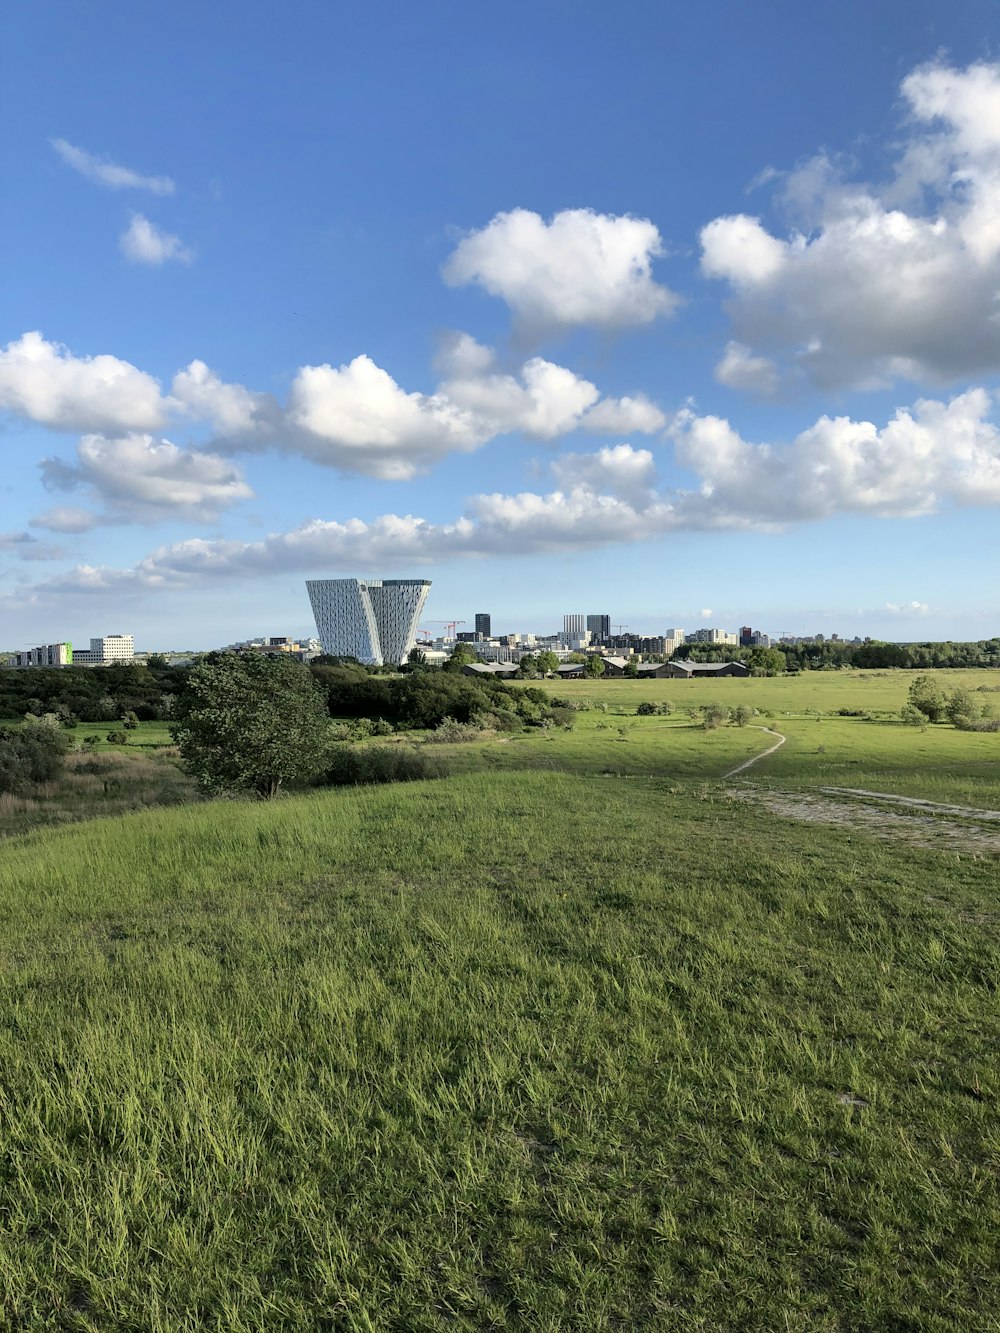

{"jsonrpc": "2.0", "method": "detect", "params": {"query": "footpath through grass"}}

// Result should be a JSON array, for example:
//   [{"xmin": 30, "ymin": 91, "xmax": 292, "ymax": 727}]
[{"xmin": 1, "ymin": 771, "xmax": 998, "ymax": 1330}]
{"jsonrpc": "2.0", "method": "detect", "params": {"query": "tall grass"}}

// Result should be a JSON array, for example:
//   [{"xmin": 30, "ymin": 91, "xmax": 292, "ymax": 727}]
[{"xmin": 1, "ymin": 772, "xmax": 997, "ymax": 1328}]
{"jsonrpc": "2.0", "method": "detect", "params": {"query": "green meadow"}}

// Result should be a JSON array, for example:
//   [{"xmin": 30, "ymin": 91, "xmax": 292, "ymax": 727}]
[{"xmin": 1, "ymin": 669, "xmax": 998, "ymax": 1328}]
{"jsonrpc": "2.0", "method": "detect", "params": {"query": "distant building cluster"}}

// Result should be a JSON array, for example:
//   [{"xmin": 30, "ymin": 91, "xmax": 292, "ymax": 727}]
[{"xmin": 7, "ymin": 634, "xmax": 134, "ymax": 669}]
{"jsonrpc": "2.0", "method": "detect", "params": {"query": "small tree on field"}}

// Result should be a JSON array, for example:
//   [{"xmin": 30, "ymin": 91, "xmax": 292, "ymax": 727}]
[
  {"xmin": 731, "ymin": 705, "xmax": 752, "ymax": 727},
  {"xmin": 623, "ymin": 661, "xmax": 639, "ymax": 678},
  {"xmin": 536, "ymin": 650, "xmax": 560, "ymax": 676},
  {"xmin": 945, "ymin": 688, "xmax": 980, "ymax": 730},
  {"xmin": 907, "ymin": 675, "xmax": 946, "ymax": 723},
  {"xmin": 584, "ymin": 655, "xmax": 606, "ymax": 678},
  {"xmin": 121, "ymin": 710, "xmax": 140, "ymax": 730},
  {"xmin": 170, "ymin": 654, "xmax": 331, "ymax": 799},
  {"xmin": 702, "ymin": 702, "xmax": 730, "ymax": 730}
]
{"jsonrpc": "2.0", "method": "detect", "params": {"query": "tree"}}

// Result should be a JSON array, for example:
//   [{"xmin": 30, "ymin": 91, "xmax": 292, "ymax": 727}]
[
  {"xmin": 731, "ymin": 705, "xmax": 752, "ymax": 727},
  {"xmin": 584, "ymin": 655, "xmax": 606, "ymax": 677},
  {"xmin": 121, "ymin": 710, "xmax": 140, "ymax": 730},
  {"xmin": 407, "ymin": 646, "xmax": 428, "ymax": 668},
  {"xmin": 623, "ymin": 661, "xmax": 639, "ymax": 678},
  {"xmin": 517, "ymin": 655, "xmax": 539, "ymax": 677},
  {"xmin": 945, "ymin": 688, "xmax": 980, "ymax": 730},
  {"xmin": 443, "ymin": 642, "xmax": 477, "ymax": 672},
  {"xmin": 536, "ymin": 650, "xmax": 560, "ymax": 676},
  {"xmin": 170, "ymin": 654, "xmax": 331, "ymax": 799},
  {"xmin": 908, "ymin": 675, "xmax": 946, "ymax": 723}
]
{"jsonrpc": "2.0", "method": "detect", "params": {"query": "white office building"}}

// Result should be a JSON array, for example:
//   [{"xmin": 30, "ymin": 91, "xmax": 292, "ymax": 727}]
[
  {"xmin": 74, "ymin": 634, "xmax": 135, "ymax": 664},
  {"xmin": 306, "ymin": 578, "xmax": 431, "ymax": 666},
  {"xmin": 563, "ymin": 613, "xmax": 585, "ymax": 637}
]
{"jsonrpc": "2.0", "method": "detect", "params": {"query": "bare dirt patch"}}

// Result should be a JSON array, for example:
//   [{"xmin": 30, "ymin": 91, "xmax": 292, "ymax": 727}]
[{"xmin": 730, "ymin": 784, "xmax": 1000, "ymax": 855}]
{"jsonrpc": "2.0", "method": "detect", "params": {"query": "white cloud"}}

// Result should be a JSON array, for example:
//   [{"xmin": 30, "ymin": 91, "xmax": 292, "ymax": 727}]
[
  {"xmin": 582, "ymin": 393, "xmax": 667, "ymax": 434},
  {"xmin": 120, "ymin": 213, "xmax": 192, "ymax": 265},
  {"xmin": 30, "ymin": 506, "xmax": 99, "ymax": 534},
  {"xmin": 550, "ymin": 444, "xmax": 657, "ymax": 505},
  {"xmin": 41, "ymin": 433, "xmax": 253, "ymax": 520},
  {"xmin": 50, "ymin": 138, "xmax": 175, "ymax": 194},
  {"xmin": 286, "ymin": 355, "xmax": 487, "ymax": 479},
  {"xmin": 0, "ymin": 531, "xmax": 65, "ymax": 562},
  {"xmin": 443, "ymin": 207, "xmax": 678, "ymax": 331},
  {"xmin": 699, "ymin": 609, "xmax": 713, "ymax": 619},
  {"xmin": 0, "ymin": 332, "xmax": 168, "ymax": 433},
  {"xmin": 714, "ymin": 341, "xmax": 779, "ymax": 396},
  {"xmin": 700, "ymin": 60, "xmax": 1000, "ymax": 388},
  {"xmin": 29, "ymin": 384, "xmax": 1000, "ymax": 597},
  {"xmin": 171, "ymin": 360, "xmax": 277, "ymax": 435},
  {"xmin": 669, "ymin": 387, "xmax": 1000, "ymax": 524},
  {"xmin": 885, "ymin": 600, "xmax": 930, "ymax": 615}
]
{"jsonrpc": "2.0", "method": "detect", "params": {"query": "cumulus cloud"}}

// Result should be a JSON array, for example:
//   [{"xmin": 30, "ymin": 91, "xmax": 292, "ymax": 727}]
[
  {"xmin": 669, "ymin": 387, "xmax": 1000, "ymax": 524},
  {"xmin": 550, "ymin": 444, "xmax": 657, "ymax": 505},
  {"xmin": 0, "ymin": 531, "xmax": 65, "ymax": 562},
  {"xmin": 30, "ymin": 506, "xmax": 99, "ymax": 534},
  {"xmin": 0, "ymin": 332, "xmax": 168, "ymax": 433},
  {"xmin": 50, "ymin": 138, "xmax": 175, "ymax": 194},
  {"xmin": 714, "ymin": 341, "xmax": 780, "ymax": 396},
  {"xmin": 40, "ymin": 433, "xmax": 253, "ymax": 520},
  {"xmin": 885, "ymin": 600, "xmax": 930, "ymax": 615},
  {"xmin": 172, "ymin": 360, "xmax": 278, "ymax": 435},
  {"xmin": 34, "ymin": 385, "xmax": 1000, "ymax": 597},
  {"xmin": 120, "ymin": 213, "xmax": 193, "ymax": 265},
  {"xmin": 443, "ymin": 207, "xmax": 678, "ymax": 331},
  {"xmin": 700, "ymin": 60, "xmax": 1000, "ymax": 388},
  {"xmin": 203, "ymin": 343, "xmax": 665, "ymax": 478}
]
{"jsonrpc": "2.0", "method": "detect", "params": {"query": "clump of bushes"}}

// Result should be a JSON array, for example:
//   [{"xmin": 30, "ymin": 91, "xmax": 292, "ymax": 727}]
[
  {"xmin": 636, "ymin": 701, "xmax": 673, "ymax": 716},
  {"xmin": 701, "ymin": 703, "xmax": 730, "ymax": 730},
  {"xmin": 424, "ymin": 717, "xmax": 492, "ymax": 744},
  {"xmin": 0, "ymin": 717, "xmax": 69, "ymax": 794},
  {"xmin": 324, "ymin": 744, "xmax": 431, "ymax": 786}
]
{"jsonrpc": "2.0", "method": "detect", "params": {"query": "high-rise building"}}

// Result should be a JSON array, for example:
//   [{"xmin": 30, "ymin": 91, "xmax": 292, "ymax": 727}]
[
  {"xmin": 740, "ymin": 626, "xmax": 753, "ymax": 647},
  {"xmin": 563, "ymin": 614, "xmax": 585, "ymax": 637},
  {"xmin": 475, "ymin": 612, "xmax": 491, "ymax": 638},
  {"xmin": 306, "ymin": 578, "xmax": 431, "ymax": 666},
  {"xmin": 586, "ymin": 614, "xmax": 610, "ymax": 640}
]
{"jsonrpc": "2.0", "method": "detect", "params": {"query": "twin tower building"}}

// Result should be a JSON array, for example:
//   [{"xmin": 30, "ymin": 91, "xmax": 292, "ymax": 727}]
[{"xmin": 306, "ymin": 578, "xmax": 431, "ymax": 667}]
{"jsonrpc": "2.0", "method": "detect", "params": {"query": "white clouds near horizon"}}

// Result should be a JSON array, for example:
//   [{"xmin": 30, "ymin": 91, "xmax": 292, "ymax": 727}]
[
  {"xmin": 29, "ymin": 386, "xmax": 1000, "ymax": 597},
  {"xmin": 50, "ymin": 138, "xmax": 175, "ymax": 194}
]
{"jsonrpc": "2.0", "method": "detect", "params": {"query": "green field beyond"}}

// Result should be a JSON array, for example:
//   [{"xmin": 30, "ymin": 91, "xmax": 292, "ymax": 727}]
[{"xmin": 1, "ymin": 671, "xmax": 998, "ymax": 1328}]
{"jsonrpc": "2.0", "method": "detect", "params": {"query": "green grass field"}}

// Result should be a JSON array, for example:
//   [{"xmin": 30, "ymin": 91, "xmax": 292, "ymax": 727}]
[{"xmin": 2, "ymin": 670, "xmax": 999, "ymax": 1327}]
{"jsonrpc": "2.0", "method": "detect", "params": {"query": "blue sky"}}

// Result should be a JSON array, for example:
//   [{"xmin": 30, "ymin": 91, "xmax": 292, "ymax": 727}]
[{"xmin": 3, "ymin": 0, "xmax": 1000, "ymax": 648}]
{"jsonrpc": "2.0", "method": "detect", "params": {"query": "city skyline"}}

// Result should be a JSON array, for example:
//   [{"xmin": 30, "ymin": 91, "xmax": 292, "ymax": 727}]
[{"xmin": 3, "ymin": 3, "xmax": 1000, "ymax": 646}]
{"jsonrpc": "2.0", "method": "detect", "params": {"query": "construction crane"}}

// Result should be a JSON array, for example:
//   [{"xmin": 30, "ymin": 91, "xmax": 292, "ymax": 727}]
[
  {"xmin": 421, "ymin": 620, "xmax": 466, "ymax": 642},
  {"xmin": 614, "ymin": 624, "xmax": 629, "ymax": 635}
]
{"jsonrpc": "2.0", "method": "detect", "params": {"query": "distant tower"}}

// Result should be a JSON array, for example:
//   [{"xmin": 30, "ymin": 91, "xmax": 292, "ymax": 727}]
[
  {"xmin": 475, "ymin": 612, "xmax": 491, "ymax": 639},
  {"xmin": 563, "ymin": 614, "xmax": 585, "ymax": 637},
  {"xmin": 587, "ymin": 614, "xmax": 611, "ymax": 640},
  {"xmin": 306, "ymin": 578, "xmax": 431, "ymax": 666},
  {"xmin": 740, "ymin": 626, "xmax": 753, "ymax": 647}
]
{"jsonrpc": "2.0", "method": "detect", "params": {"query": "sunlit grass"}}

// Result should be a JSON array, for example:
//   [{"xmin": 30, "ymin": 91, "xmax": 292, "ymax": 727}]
[{"xmin": 1, "ymin": 772, "xmax": 998, "ymax": 1328}]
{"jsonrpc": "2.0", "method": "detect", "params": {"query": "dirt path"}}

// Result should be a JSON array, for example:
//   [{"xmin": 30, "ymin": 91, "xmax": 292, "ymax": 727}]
[
  {"xmin": 816, "ymin": 787, "xmax": 1000, "ymax": 823},
  {"xmin": 730, "ymin": 785, "xmax": 1000, "ymax": 855},
  {"xmin": 722, "ymin": 726, "xmax": 786, "ymax": 779}
]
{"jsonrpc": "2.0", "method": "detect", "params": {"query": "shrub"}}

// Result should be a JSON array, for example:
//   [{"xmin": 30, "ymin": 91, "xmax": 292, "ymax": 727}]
[
  {"xmin": 900, "ymin": 703, "xmax": 926, "ymax": 726},
  {"xmin": 0, "ymin": 720, "xmax": 68, "ymax": 794},
  {"xmin": 731, "ymin": 705, "xmax": 752, "ymax": 727},
  {"xmin": 702, "ymin": 703, "xmax": 730, "ymax": 730},
  {"xmin": 323, "ymin": 744, "xmax": 431, "ymax": 786},
  {"xmin": 548, "ymin": 706, "xmax": 575, "ymax": 729},
  {"xmin": 424, "ymin": 717, "xmax": 490, "ymax": 744},
  {"xmin": 106, "ymin": 730, "xmax": 129, "ymax": 745},
  {"xmin": 636, "ymin": 701, "xmax": 658, "ymax": 716}
]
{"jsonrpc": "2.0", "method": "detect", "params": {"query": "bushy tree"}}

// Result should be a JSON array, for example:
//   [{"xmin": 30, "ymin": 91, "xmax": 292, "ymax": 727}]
[
  {"xmin": 907, "ymin": 675, "xmax": 947, "ymax": 723},
  {"xmin": 584, "ymin": 655, "xmax": 606, "ymax": 677},
  {"xmin": 945, "ymin": 688, "xmax": 980, "ymax": 730},
  {"xmin": 701, "ymin": 703, "xmax": 730, "ymax": 730},
  {"xmin": 536, "ymin": 650, "xmax": 560, "ymax": 675},
  {"xmin": 0, "ymin": 718, "xmax": 68, "ymax": 794},
  {"xmin": 171, "ymin": 654, "xmax": 331, "ymax": 799},
  {"xmin": 731, "ymin": 705, "xmax": 752, "ymax": 727}
]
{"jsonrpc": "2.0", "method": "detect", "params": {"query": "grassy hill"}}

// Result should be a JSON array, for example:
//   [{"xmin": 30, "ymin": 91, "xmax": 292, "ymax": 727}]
[{"xmin": 2, "ymin": 769, "xmax": 998, "ymax": 1329}]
